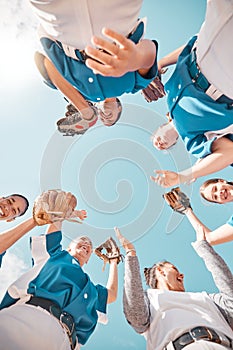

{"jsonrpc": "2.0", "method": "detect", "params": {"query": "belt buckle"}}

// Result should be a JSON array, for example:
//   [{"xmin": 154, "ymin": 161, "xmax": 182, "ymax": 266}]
[
  {"xmin": 60, "ymin": 312, "xmax": 75, "ymax": 336},
  {"xmin": 60, "ymin": 312, "xmax": 76, "ymax": 350},
  {"xmin": 190, "ymin": 326, "xmax": 212, "ymax": 341}
]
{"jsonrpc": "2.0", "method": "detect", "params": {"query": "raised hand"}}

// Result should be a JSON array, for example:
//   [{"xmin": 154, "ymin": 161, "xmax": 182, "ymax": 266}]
[
  {"xmin": 85, "ymin": 27, "xmax": 156, "ymax": 77},
  {"xmin": 150, "ymin": 170, "xmax": 180, "ymax": 188},
  {"xmin": 114, "ymin": 227, "xmax": 136, "ymax": 255}
]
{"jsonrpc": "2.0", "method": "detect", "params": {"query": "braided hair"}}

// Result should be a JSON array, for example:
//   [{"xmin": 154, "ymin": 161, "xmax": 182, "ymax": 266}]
[{"xmin": 144, "ymin": 261, "xmax": 171, "ymax": 289}]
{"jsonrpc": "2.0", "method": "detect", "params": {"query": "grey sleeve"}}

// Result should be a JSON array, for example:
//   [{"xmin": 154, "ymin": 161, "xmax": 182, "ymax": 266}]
[
  {"xmin": 192, "ymin": 240, "xmax": 233, "ymax": 328},
  {"xmin": 123, "ymin": 255, "xmax": 150, "ymax": 334}
]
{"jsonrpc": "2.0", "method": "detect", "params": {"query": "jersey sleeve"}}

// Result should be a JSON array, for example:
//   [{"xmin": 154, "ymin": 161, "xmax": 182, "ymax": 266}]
[
  {"xmin": 30, "ymin": 230, "xmax": 62, "ymax": 265},
  {"xmin": 95, "ymin": 284, "xmax": 108, "ymax": 314},
  {"xmin": 184, "ymin": 134, "xmax": 217, "ymax": 158}
]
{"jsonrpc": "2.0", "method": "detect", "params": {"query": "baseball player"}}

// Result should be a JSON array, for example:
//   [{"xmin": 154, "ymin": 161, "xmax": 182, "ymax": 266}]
[
  {"xmin": 0, "ymin": 190, "xmax": 86, "ymax": 267},
  {"xmin": 29, "ymin": 0, "xmax": 159, "ymax": 135},
  {"xmin": 0, "ymin": 222, "xmax": 120, "ymax": 350},
  {"xmin": 147, "ymin": 0, "xmax": 233, "ymax": 187},
  {"xmin": 0, "ymin": 194, "xmax": 29, "ymax": 223},
  {"xmin": 0, "ymin": 194, "xmax": 30, "ymax": 265},
  {"xmin": 198, "ymin": 178, "xmax": 233, "ymax": 245},
  {"xmin": 116, "ymin": 227, "xmax": 233, "ymax": 350},
  {"xmin": 151, "ymin": 119, "xmax": 179, "ymax": 150}
]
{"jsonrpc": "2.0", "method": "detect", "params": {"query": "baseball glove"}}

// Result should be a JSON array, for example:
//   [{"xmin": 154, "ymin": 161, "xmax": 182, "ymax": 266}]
[
  {"xmin": 141, "ymin": 74, "xmax": 166, "ymax": 102},
  {"xmin": 33, "ymin": 189, "xmax": 82, "ymax": 225},
  {"xmin": 94, "ymin": 237, "xmax": 124, "ymax": 270},
  {"xmin": 163, "ymin": 187, "xmax": 192, "ymax": 215}
]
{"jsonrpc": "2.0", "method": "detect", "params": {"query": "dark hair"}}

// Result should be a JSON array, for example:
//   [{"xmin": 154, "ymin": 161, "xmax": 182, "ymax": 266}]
[
  {"xmin": 7, "ymin": 194, "xmax": 29, "ymax": 217},
  {"xmin": 144, "ymin": 261, "xmax": 171, "ymax": 289},
  {"xmin": 200, "ymin": 178, "xmax": 233, "ymax": 203}
]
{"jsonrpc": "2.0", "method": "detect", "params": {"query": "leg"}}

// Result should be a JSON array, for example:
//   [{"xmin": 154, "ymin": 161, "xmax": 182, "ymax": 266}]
[
  {"xmin": 44, "ymin": 57, "xmax": 95, "ymax": 120},
  {"xmin": 0, "ymin": 304, "xmax": 71, "ymax": 350}
]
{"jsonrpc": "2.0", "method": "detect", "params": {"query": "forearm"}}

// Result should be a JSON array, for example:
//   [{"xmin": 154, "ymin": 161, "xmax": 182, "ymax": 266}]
[
  {"xmin": 180, "ymin": 138, "xmax": 233, "ymax": 182},
  {"xmin": 123, "ymin": 255, "xmax": 150, "ymax": 333},
  {"xmin": 192, "ymin": 240, "xmax": 233, "ymax": 296},
  {"xmin": 204, "ymin": 224, "xmax": 233, "ymax": 246},
  {"xmin": 185, "ymin": 209, "xmax": 233, "ymax": 245},
  {"xmin": 0, "ymin": 218, "xmax": 36, "ymax": 254},
  {"xmin": 185, "ymin": 208, "xmax": 211, "ymax": 234},
  {"xmin": 106, "ymin": 260, "xmax": 118, "ymax": 303},
  {"xmin": 158, "ymin": 45, "xmax": 185, "ymax": 70},
  {"xmin": 136, "ymin": 39, "xmax": 157, "ymax": 77}
]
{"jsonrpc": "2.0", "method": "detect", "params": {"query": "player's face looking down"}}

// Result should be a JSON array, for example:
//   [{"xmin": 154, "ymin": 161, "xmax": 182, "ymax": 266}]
[
  {"xmin": 152, "ymin": 123, "xmax": 178, "ymax": 150},
  {"xmin": 98, "ymin": 98, "xmax": 122, "ymax": 126}
]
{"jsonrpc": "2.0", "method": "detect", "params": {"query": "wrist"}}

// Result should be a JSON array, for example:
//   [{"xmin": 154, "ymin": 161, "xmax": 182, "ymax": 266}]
[
  {"xmin": 184, "ymin": 207, "xmax": 192, "ymax": 215},
  {"xmin": 178, "ymin": 170, "xmax": 194, "ymax": 184},
  {"xmin": 126, "ymin": 248, "xmax": 136, "ymax": 257},
  {"xmin": 109, "ymin": 258, "xmax": 119, "ymax": 264}
]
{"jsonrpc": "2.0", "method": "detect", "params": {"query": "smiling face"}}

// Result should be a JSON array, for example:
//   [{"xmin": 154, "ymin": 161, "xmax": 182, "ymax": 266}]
[
  {"xmin": 157, "ymin": 262, "xmax": 185, "ymax": 292},
  {"xmin": 201, "ymin": 179, "xmax": 233, "ymax": 204},
  {"xmin": 152, "ymin": 123, "xmax": 179, "ymax": 150},
  {"xmin": 0, "ymin": 195, "xmax": 28, "ymax": 222},
  {"xmin": 68, "ymin": 236, "xmax": 93, "ymax": 266}
]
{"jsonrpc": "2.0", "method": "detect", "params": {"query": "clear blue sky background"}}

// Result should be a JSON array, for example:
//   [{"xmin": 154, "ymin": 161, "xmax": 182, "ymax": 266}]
[{"xmin": 1, "ymin": 1, "xmax": 233, "ymax": 349}]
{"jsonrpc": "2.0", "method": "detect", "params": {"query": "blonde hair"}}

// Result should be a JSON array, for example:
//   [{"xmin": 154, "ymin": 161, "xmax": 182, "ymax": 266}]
[{"xmin": 69, "ymin": 236, "xmax": 93, "ymax": 250}]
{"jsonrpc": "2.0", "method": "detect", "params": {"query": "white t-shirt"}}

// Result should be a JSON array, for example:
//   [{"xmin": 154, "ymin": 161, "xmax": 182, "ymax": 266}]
[
  {"xmin": 144, "ymin": 289, "xmax": 233, "ymax": 350},
  {"xmin": 29, "ymin": 0, "xmax": 143, "ymax": 49},
  {"xmin": 196, "ymin": 0, "xmax": 233, "ymax": 99}
]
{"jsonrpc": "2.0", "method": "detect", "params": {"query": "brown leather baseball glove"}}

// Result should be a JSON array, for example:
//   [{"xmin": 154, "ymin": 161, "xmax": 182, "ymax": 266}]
[
  {"xmin": 94, "ymin": 237, "xmax": 124, "ymax": 270},
  {"xmin": 163, "ymin": 187, "xmax": 192, "ymax": 215}
]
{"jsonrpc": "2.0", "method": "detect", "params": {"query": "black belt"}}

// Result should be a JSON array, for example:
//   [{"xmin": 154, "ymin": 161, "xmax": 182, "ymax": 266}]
[
  {"xmin": 26, "ymin": 296, "xmax": 76, "ymax": 350},
  {"xmin": 172, "ymin": 326, "xmax": 232, "ymax": 350},
  {"xmin": 187, "ymin": 49, "xmax": 233, "ymax": 105}
]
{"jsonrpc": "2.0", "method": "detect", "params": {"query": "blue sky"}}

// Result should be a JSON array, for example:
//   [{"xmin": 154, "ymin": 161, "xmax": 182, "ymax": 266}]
[{"xmin": 1, "ymin": 1, "xmax": 233, "ymax": 349}]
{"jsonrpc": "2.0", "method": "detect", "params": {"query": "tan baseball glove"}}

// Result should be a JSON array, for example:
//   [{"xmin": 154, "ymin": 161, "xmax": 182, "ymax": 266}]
[
  {"xmin": 163, "ymin": 187, "xmax": 192, "ymax": 215},
  {"xmin": 94, "ymin": 237, "xmax": 124, "ymax": 270},
  {"xmin": 33, "ymin": 189, "xmax": 82, "ymax": 225}
]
